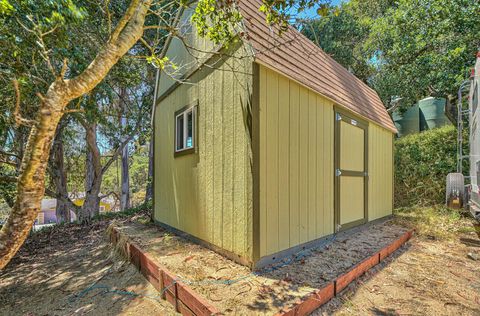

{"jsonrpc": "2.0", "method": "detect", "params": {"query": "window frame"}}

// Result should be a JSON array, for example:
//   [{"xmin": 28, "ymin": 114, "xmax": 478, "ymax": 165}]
[
  {"xmin": 174, "ymin": 102, "xmax": 197, "ymax": 157},
  {"xmin": 473, "ymin": 82, "xmax": 478, "ymax": 115}
]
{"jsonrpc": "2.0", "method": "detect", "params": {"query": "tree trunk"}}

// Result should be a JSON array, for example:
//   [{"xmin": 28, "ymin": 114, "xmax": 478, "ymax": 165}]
[
  {"xmin": 51, "ymin": 122, "xmax": 71, "ymax": 224},
  {"xmin": 79, "ymin": 123, "xmax": 102, "ymax": 223},
  {"xmin": 145, "ymin": 137, "xmax": 153, "ymax": 203},
  {"xmin": 0, "ymin": 0, "xmax": 152, "ymax": 269},
  {"xmin": 120, "ymin": 88, "xmax": 130, "ymax": 211},
  {"xmin": 0, "ymin": 83, "xmax": 67, "ymax": 268}
]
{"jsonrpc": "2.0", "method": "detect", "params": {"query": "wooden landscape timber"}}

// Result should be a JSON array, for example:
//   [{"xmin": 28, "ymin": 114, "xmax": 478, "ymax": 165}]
[
  {"xmin": 109, "ymin": 226, "xmax": 221, "ymax": 316},
  {"xmin": 110, "ymin": 225, "xmax": 415, "ymax": 316}
]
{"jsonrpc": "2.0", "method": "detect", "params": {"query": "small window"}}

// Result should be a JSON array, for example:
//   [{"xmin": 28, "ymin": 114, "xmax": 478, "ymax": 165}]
[{"xmin": 175, "ymin": 106, "xmax": 196, "ymax": 154}]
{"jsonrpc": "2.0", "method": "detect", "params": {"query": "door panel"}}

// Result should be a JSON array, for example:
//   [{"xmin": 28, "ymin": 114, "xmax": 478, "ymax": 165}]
[
  {"xmin": 335, "ymin": 112, "xmax": 368, "ymax": 231},
  {"xmin": 340, "ymin": 176, "xmax": 364, "ymax": 225},
  {"xmin": 340, "ymin": 121, "xmax": 365, "ymax": 171}
]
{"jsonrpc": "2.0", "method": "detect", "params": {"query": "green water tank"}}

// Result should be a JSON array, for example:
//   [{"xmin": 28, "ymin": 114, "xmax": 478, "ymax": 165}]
[
  {"xmin": 393, "ymin": 104, "xmax": 420, "ymax": 137},
  {"xmin": 419, "ymin": 97, "xmax": 450, "ymax": 130}
]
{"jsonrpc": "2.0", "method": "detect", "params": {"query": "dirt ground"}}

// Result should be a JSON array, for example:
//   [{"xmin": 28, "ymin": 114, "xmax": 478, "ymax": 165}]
[
  {"xmin": 116, "ymin": 219, "xmax": 412, "ymax": 314},
  {"xmin": 1, "ymin": 210, "xmax": 479, "ymax": 316},
  {"xmin": 316, "ymin": 232, "xmax": 480, "ymax": 315},
  {"xmin": 0, "ymin": 221, "xmax": 176, "ymax": 316}
]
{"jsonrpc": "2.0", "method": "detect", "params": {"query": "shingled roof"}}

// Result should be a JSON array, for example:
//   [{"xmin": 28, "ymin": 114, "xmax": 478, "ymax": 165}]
[{"xmin": 238, "ymin": 0, "xmax": 397, "ymax": 132}]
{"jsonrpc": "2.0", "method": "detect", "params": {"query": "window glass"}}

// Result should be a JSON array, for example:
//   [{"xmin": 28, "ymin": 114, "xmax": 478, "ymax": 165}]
[
  {"xmin": 176, "ymin": 114, "xmax": 184, "ymax": 150},
  {"xmin": 175, "ymin": 106, "xmax": 196, "ymax": 154},
  {"xmin": 186, "ymin": 111, "xmax": 193, "ymax": 148}
]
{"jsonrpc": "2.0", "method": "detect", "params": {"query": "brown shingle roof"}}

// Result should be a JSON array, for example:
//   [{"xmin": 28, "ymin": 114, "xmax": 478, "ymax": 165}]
[{"xmin": 238, "ymin": 0, "xmax": 397, "ymax": 132}]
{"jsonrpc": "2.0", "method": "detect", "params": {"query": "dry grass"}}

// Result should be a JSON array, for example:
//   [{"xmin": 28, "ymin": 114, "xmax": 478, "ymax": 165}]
[{"xmin": 392, "ymin": 205, "xmax": 477, "ymax": 240}]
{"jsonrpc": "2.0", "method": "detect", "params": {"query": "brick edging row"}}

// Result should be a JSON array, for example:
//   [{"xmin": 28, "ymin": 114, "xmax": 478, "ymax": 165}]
[
  {"xmin": 110, "ymin": 227, "xmax": 414, "ymax": 316},
  {"xmin": 276, "ymin": 230, "xmax": 415, "ymax": 316},
  {"xmin": 109, "ymin": 227, "xmax": 221, "ymax": 316}
]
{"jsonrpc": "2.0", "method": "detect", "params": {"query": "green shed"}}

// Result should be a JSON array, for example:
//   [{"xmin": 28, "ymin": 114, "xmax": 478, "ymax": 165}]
[{"xmin": 153, "ymin": 1, "xmax": 397, "ymax": 268}]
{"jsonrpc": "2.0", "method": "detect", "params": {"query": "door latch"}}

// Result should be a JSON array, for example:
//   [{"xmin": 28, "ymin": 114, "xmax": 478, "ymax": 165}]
[{"xmin": 336, "ymin": 169, "xmax": 342, "ymax": 177}]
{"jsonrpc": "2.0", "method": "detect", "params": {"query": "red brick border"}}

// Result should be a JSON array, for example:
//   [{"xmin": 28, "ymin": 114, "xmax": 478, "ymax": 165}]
[
  {"xmin": 110, "ymin": 227, "xmax": 220, "ymax": 316},
  {"xmin": 110, "ymin": 227, "xmax": 414, "ymax": 316}
]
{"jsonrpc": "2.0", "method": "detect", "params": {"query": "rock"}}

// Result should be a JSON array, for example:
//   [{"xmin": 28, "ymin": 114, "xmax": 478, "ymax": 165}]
[{"xmin": 467, "ymin": 252, "xmax": 479, "ymax": 261}]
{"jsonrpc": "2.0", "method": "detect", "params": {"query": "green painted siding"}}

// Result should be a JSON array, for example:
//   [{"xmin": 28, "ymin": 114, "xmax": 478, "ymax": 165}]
[
  {"xmin": 154, "ymin": 44, "xmax": 254, "ymax": 261},
  {"xmin": 368, "ymin": 124, "xmax": 394, "ymax": 220},
  {"xmin": 258, "ymin": 65, "xmax": 335, "ymax": 257},
  {"xmin": 258, "ymin": 64, "xmax": 394, "ymax": 258},
  {"xmin": 156, "ymin": 8, "xmax": 215, "ymax": 98}
]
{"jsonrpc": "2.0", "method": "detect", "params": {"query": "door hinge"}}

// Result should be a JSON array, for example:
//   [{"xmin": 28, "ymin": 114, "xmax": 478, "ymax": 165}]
[
  {"xmin": 336, "ymin": 113, "xmax": 342, "ymax": 121},
  {"xmin": 336, "ymin": 224, "xmax": 342, "ymax": 232}
]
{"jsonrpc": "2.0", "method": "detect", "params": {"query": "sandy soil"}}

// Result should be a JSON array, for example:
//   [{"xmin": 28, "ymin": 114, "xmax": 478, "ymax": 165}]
[
  {"xmin": 0, "ymin": 222, "xmax": 176, "ymax": 316},
  {"xmin": 117, "ymin": 219, "xmax": 411, "ymax": 314},
  {"xmin": 315, "ymin": 233, "xmax": 480, "ymax": 316},
  {"xmin": 2, "ymin": 214, "xmax": 478, "ymax": 316}
]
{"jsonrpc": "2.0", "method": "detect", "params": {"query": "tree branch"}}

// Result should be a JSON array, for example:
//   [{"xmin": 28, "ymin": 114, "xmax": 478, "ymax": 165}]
[
  {"xmin": 0, "ymin": 150, "xmax": 20, "ymax": 159},
  {"xmin": 0, "ymin": 159, "xmax": 17, "ymax": 167},
  {"xmin": 0, "ymin": 175, "xmax": 18, "ymax": 183},
  {"xmin": 101, "ymin": 133, "xmax": 135, "ymax": 175},
  {"xmin": 12, "ymin": 80, "xmax": 35, "ymax": 127},
  {"xmin": 44, "ymin": 188, "xmax": 81, "ymax": 213},
  {"xmin": 99, "ymin": 191, "xmax": 119, "ymax": 201},
  {"xmin": 109, "ymin": 0, "xmax": 141, "ymax": 43}
]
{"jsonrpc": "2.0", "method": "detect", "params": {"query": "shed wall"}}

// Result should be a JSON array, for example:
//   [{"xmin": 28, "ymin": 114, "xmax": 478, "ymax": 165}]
[
  {"xmin": 156, "ymin": 7, "xmax": 215, "ymax": 98},
  {"xmin": 368, "ymin": 124, "xmax": 394, "ymax": 220},
  {"xmin": 258, "ymin": 64, "xmax": 394, "ymax": 258},
  {"xmin": 258, "ymin": 65, "xmax": 335, "ymax": 257},
  {"xmin": 154, "ymin": 46, "xmax": 254, "ymax": 261}
]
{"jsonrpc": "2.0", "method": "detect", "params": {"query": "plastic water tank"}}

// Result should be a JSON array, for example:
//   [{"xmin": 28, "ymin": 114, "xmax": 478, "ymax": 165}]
[
  {"xmin": 419, "ymin": 97, "xmax": 450, "ymax": 130},
  {"xmin": 392, "ymin": 104, "xmax": 420, "ymax": 137}
]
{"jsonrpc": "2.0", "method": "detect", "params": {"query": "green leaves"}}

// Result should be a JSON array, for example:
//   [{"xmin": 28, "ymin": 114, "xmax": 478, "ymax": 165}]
[
  {"xmin": 0, "ymin": 0, "xmax": 13, "ymax": 15},
  {"xmin": 394, "ymin": 125, "xmax": 469, "ymax": 207},
  {"xmin": 368, "ymin": 0, "xmax": 480, "ymax": 106},
  {"xmin": 302, "ymin": 0, "xmax": 479, "ymax": 108},
  {"xmin": 191, "ymin": 0, "xmax": 243, "ymax": 45}
]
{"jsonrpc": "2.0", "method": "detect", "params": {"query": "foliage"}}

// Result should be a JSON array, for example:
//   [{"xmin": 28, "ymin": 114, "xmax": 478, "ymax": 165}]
[
  {"xmin": 0, "ymin": 199, "xmax": 10, "ymax": 222},
  {"xmin": 192, "ymin": 0, "xmax": 331, "ymax": 44},
  {"xmin": 394, "ymin": 125, "xmax": 468, "ymax": 207},
  {"xmin": 368, "ymin": 0, "xmax": 480, "ymax": 106},
  {"xmin": 393, "ymin": 205, "xmax": 475, "ymax": 240},
  {"xmin": 302, "ymin": 0, "xmax": 480, "ymax": 108},
  {"xmin": 102, "ymin": 144, "xmax": 150, "ymax": 206},
  {"xmin": 93, "ymin": 200, "xmax": 152, "ymax": 221}
]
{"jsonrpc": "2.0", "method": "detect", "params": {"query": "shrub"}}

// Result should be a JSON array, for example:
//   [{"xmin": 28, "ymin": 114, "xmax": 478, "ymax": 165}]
[{"xmin": 394, "ymin": 125, "xmax": 468, "ymax": 207}]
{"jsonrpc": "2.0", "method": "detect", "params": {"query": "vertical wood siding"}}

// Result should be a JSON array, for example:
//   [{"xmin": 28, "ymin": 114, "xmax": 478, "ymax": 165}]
[
  {"xmin": 258, "ymin": 65, "xmax": 335, "ymax": 257},
  {"xmin": 368, "ymin": 124, "xmax": 394, "ymax": 220},
  {"xmin": 157, "ymin": 7, "xmax": 215, "ymax": 98},
  {"xmin": 154, "ymin": 45, "xmax": 254, "ymax": 261}
]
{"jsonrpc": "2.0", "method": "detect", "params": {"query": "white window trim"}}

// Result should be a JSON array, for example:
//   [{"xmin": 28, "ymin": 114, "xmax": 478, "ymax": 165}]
[{"xmin": 175, "ymin": 105, "xmax": 196, "ymax": 154}]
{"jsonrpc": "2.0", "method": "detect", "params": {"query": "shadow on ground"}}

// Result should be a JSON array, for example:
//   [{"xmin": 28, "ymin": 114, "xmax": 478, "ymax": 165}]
[
  {"xmin": 313, "ymin": 231, "xmax": 480, "ymax": 316},
  {"xmin": 0, "ymin": 222, "xmax": 175, "ymax": 315}
]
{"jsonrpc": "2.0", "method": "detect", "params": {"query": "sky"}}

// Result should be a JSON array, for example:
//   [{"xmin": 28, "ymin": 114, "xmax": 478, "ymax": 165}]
[{"xmin": 295, "ymin": 0, "xmax": 345, "ymax": 19}]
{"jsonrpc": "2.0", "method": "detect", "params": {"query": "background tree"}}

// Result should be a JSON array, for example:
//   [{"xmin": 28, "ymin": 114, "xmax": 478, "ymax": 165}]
[
  {"xmin": 302, "ymin": 0, "xmax": 480, "ymax": 108},
  {"xmin": 367, "ymin": 0, "xmax": 480, "ymax": 106},
  {"xmin": 0, "ymin": 0, "xmax": 332, "ymax": 269}
]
